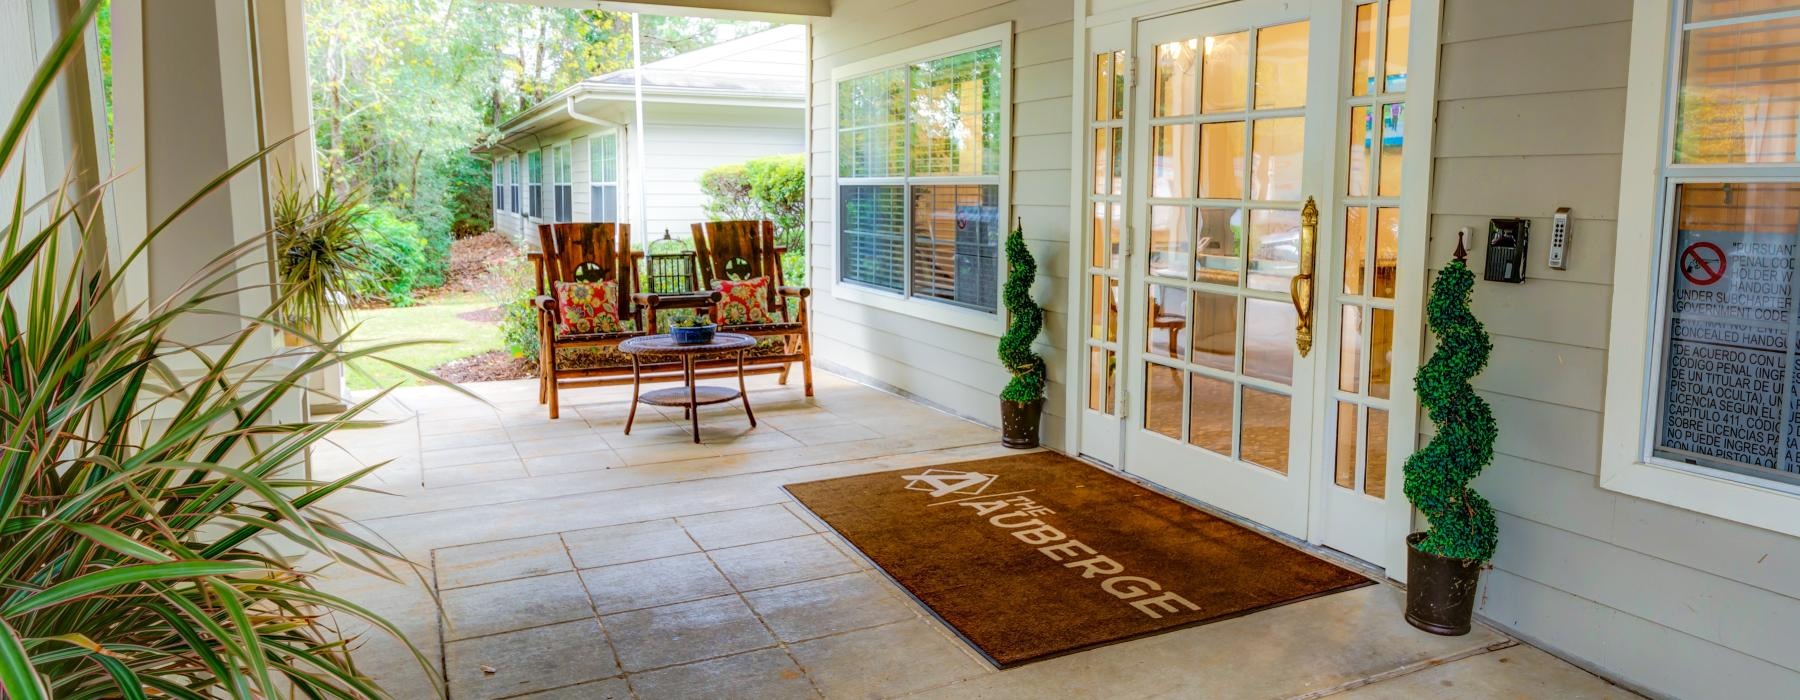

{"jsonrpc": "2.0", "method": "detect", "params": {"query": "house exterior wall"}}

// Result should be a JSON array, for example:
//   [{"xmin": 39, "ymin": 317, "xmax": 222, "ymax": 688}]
[
  {"xmin": 807, "ymin": 0, "xmax": 1075, "ymax": 444},
  {"xmin": 490, "ymin": 103, "xmax": 801, "ymax": 247},
  {"xmin": 1430, "ymin": 1, "xmax": 1800, "ymax": 696}
]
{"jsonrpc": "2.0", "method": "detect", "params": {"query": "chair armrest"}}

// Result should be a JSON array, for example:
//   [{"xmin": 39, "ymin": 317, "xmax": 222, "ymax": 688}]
[
  {"xmin": 777, "ymin": 285, "xmax": 811, "ymax": 299},
  {"xmin": 533, "ymin": 295, "xmax": 557, "ymax": 312}
]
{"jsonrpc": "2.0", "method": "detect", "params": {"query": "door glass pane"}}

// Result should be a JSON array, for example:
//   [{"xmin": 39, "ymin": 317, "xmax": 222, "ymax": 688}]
[
  {"xmin": 1202, "ymin": 31, "xmax": 1250, "ymax": 113},
  {"xmin": 1378, "ymin": 104, "xmax": 1404, "ymax": 196},
  {"xmin": 1334, "ymin": 402, "xmax": 1359, "ymax": 488},
  {"xmin": 1108, "ymin": 277, "xmax": 1121, "ymax": 342},
  {"xmin": 1109, "ymin": 203, "xmax": 1124, "ymax": 269},
  {"xmin": 1192, "ymin": 291, "xmax": 1239, "ymax": 371},
  {"xmin": 1189, "ymin": 373, "xmax": 1234, "ymax": 454},
  {"xmin": 1248, "ymin": 209, "xmax": 1302, "ymax": 292},
  {"xmin": 1156, "ymin": 40, "xmax": 1198, "ymax": 117},
  {"xmin": 1150, "ymin": 206, "xmax": 1194, "ymax": 279},
  {"xmin": 1089, "ymin": 275, "xmax": 1110, "ymax": 340},
  {"xmin": 1375, "ymin": 207, "xmax": 1400, "ymax": 298},
  {"xmin": 1369, "ymin": 307, "xmax": 1395, "ymax": 399},
  {"xmin": 1348, "ymin": 106, "xmax": 1373, "ymax": 197},
  {"xmin": 1384, "ymin": 0, "xmax": 1411, "ymax": 92},
  {"xmin": 1111, "ymin": 128, "xmax": 1125, "ymax": 194},
  {"xmin": 1112, "ymin": 52, "xmax": 1127, "ymax": 119},
  {"xmin": 1344, "ymin": 206, "xmax": 1368, "ymax": 294},
  {"xmin": 1093, "ymin": 128, "xmax": 1109, "ymax": 195},
  {"xmin": 1365, "ymin": 408, "xmax": 1389, "ymax": 498},
  {"xmin": 1091, "ymin": 202, "xmax": 1109, "ymax": 267},
  {"xmin": 1351, "ymin": 3, "xmax": 1377, "ymax": 96},
  {"xmin": 1339, "ymin": 305, "xmax": 1363, "ymax": 393},
  {"xmin": 1251, "ymin": 117, "xmax": 1305, "ymax": 201},
  {"xmin": 1089, "ymin": 347, "xmax": 1107, "ymax": 412},
  {"xmin": 1254, "ymin": 21, "xmax": 1309, "ymax": 109},
  {"xmin": 1196, "ymin": 207, "xmax": 1243, "ymax": 285},
  {"xmin": 1147, "ymin": 284, "xmax": 1190, "ymax": 359},
  {"xmin": 1095, "ymin": 53, "xmax": 1115, "ymax": 121},
  {"xmin": 1145, "ymin": 362, "xmax": 1184, "ymax": 439},
  {"xmin": 1240, "ymin": 386, "xmax": 1290, "ymax": 473},
  {"xmin": 1153, "ymin": 125, "xmax": 1196, "ymax": 197},
  {"xmin": 1244, "ymin": 297, "xmax": 1297, "ymax": 385},
  {"xmin": 1199, "ymin": 121, "xmax": 1245, "ymax": 199}
]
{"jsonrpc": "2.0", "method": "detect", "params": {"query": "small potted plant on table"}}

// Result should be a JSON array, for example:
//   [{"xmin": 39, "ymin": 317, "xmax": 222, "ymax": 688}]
[
  {"xmin": 999, "ymin": 219, "xmax": 1046, "ymax": 448},
  {"xmin": 1402, "ymin": 236, "xmax": 1499, "ymax": 636},
  {"xmin": 671, "ymin": 314, "xmax": 718, "ymax": 345}
]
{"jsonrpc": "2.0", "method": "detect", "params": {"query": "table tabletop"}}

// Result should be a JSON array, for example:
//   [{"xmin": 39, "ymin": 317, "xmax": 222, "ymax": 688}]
[{"xmin": 618, "ymin": 332, "xmax": 756, "ymax": 355}]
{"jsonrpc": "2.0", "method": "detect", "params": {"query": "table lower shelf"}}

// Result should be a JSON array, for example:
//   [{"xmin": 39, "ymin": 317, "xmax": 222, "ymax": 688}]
[{"xmin": 638, "ymin": 385, "xmax": 742, "ymax": 408}]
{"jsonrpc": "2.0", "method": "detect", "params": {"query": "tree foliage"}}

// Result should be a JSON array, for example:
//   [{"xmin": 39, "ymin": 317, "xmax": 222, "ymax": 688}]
[{"xmin": 1402, "ymin": 257, "xmax": 1499, "ymax": 562}]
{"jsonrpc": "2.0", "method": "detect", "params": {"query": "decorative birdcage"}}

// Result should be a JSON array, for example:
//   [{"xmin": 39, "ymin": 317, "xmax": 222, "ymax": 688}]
[{"xmin": 643, "ymin": 230, "xmax": 699, "ymax": 295}]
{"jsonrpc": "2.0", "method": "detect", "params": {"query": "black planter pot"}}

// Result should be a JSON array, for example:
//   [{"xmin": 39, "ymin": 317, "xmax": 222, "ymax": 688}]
[
  {"xmin": 1404, "ymin": 532, "xmax": 1484, "ymax": 636},
  {"xmin": 1000, "ymin": 398, "xmax": 1044, "ymax": 449}
]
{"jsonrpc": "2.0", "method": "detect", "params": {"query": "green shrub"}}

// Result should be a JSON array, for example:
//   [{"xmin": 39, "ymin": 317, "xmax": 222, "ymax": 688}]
[
  {"xmin": 494, "ymin": 257, "xmax": 541, "ymax": 361},
  {"xmin": 699, "ymin": 154, "xmax": 807, "ymax": 287},
  {"xmin": 352, "ymin": 206, "xmax": 429, "ymax": 306}
]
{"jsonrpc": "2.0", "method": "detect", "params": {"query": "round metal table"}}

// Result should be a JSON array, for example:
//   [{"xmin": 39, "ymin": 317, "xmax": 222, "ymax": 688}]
[{"xmin": 618, "ymin": 332, "xmax": 758, "ymax": 443}]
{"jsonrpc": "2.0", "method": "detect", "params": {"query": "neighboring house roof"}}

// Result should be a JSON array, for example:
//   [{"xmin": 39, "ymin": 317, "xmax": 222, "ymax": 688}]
[{"xmin": 483, "ymin": 24, "xmax": 805, "ymax": 149}]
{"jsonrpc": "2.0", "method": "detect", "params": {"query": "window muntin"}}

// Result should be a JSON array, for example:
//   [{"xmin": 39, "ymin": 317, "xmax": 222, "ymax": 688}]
[
  {"xmin": 590, "ymin": 132, "xmax": 619, "ymax": 223},
  {"xmin": 552, "ymin": 144, "xmax": 572, "ymax": 223},
  {"xmin": 1651, "ymin": 1, "xmax": 1800, "ymax": 486},
  {"xmin": 835, "ymin": 45, "xmax": 1003, "ymax": 312}
]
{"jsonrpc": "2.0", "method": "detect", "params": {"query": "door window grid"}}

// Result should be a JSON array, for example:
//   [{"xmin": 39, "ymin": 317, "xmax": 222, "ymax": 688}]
[
  {"xmin": 1087, "ymin": 50, "xmax": 1127, "ymax": 416},
  {"xmin": 1140, "ymin": 20, "xmax": 1313, "ymax": 475},
  {"xmin": 1331, "ymin": 0, "xmax": 1409, "ymax": 500}
]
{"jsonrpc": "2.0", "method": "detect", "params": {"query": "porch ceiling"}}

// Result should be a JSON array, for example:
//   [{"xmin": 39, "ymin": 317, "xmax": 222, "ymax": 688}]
[{"xmin": 501, "ymin": 0, "xmax": 831, "ymax": 21}]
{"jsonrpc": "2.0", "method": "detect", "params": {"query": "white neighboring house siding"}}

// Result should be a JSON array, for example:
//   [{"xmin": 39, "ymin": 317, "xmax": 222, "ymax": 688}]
[
  {"xmin": 640, "ymin": 102, "xmax": 804, "ymax": 239},
  {"xmin": 809, "ymin": 0, "xmax": 1074, "ymax": 446},
  {"xmin": 1429, "ymin": 0, "xmax": 1800, "ymax": 696}
]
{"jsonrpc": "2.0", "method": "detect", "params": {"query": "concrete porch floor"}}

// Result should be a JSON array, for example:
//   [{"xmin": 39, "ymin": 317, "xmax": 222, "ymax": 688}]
[{"xmin": 311, "ymin": 371, "xmax": 1639, "ymax": 699}]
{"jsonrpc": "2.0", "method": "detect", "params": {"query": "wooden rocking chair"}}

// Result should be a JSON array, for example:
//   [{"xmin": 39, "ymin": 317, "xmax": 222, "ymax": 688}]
[
  {"xmin": 532, "ymin": 222, "xmax": 715, "ymax": 418},
  {"xmin": 690, "ymin": 220, "xmax": 813, "ymax": 396}
]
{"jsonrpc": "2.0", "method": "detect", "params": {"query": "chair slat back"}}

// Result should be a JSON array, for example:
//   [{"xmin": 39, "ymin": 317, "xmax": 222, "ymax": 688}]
[
  {"xmin": 538, "ymin": 222, "xmax": 634, "ymax": 321},
  {"xmin": 692, "ymin": 220, "xmax": 782, "ymax": 311}
]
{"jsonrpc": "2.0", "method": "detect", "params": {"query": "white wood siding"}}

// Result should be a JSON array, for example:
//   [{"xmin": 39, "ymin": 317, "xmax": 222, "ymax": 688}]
[
  {"xmin": 640, "ymin": 102, "xmax": 804, "ymax": 239},
  {"xmin": 1434, "ymin": 1, "xmax": 1800, "ymax": 696},
  {"xmin": 810, "ymin": 0, "xmax": 1074, "ymax": 446}
]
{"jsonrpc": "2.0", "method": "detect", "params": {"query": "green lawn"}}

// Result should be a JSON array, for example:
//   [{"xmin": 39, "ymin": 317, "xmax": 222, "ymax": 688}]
[{"xmin": 341, "ymin": 293, "xmax": 503, "ymax": 390}]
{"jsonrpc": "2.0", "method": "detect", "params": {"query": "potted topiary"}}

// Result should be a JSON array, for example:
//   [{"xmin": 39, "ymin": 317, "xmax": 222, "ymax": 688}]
[
  {"xmin": 1401, "ymin": 235, "xmax": 1499, "ymax": 636},
  {"xmin": 998, "ymin": 218, "xmax": 1047, "ymax": 448}
]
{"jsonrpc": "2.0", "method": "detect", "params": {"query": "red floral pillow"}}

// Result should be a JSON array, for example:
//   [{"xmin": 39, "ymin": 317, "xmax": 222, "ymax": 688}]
[
  {"xmin": 711, "ymin": 276, "xmax": 777, "ymax": 325},
  {"xmin": 554, "ymin": 280, "xmax": 631, "ymax": 336}
]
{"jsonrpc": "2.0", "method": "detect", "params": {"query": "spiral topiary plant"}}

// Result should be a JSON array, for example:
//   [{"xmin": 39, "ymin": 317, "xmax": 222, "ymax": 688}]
[
  {"xmin": 1402, "ymin": 246, "xmax": 1499, "ymax": 562},
  {"xmin": 999, "ymin": 219, "xmax": 1046, "ymax": 403}
]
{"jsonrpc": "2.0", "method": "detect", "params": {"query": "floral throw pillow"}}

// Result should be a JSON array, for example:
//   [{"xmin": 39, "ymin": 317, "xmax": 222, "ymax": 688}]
[
  {"xmin": 554, "ymin": 280, "xmax": 630, "ymax": 336},
  {"xmin": 711, "ymin": 276, "xmax": 777, "ymax": 325}
]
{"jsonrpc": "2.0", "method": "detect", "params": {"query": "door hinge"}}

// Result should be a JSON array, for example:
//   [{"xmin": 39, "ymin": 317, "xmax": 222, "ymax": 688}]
[
  {"xmin": 1118, "ymin": 387, "xmax": 1130, "ymax": 419},
  {"xmin": 1121, "ymin": 224, "xmax": 1134, "ymax": 258},
  {"xmin": 1128, "ymin": 59, "xmax": 1138, "ymax": 88}
]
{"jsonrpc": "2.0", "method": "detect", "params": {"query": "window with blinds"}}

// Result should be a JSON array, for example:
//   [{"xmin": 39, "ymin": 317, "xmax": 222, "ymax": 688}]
[
  {"xmin": 835, "ymin": 44, "xmax": 1003, "ymax": 312},
  {"xmin": 509, "ymin": 157, "xmax": 520, "ymax": 215},
  {"xmin": 1653, "ymin": 1, "xmax": 1800, "ymax": 485},
  {"xmin": 590, "ymin": 132, "xmax": 619, "ymax": 223},
  {"xmin": 492, "ymin": 161, "xmax": 503, "ymax": 211},
  {"xmin": 526, "ymin": 150, "xmax": 544, "ymax": 220},
  {"xmin": 552, "ymin": 144, "xmax": 572, "ymax": 223}
]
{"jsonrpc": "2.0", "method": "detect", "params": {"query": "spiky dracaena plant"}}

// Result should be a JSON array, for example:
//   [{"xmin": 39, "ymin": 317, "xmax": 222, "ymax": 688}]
[
  {"xmin": 998, "ymin": 220, "xmax": 1045, "ymax": 403},
  {"xmin": 1401, "ymin": 254, "xmax": 1499, "ymax": 562},
  {"xmin": 0, "ymin": 3, "xmax": 451, "ymax": 697},
  {"xmin": 272, "ymin": 168, "xmax": 369, "ymax": 336}
]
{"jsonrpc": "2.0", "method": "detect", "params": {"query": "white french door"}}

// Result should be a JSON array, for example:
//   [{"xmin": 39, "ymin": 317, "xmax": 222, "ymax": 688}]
[{"xmin": 1120, "ymin": 0, "xmax": 1342, "ymax": 540}]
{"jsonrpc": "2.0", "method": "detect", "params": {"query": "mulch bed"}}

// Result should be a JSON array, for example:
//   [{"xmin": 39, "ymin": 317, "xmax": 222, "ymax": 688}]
[
  {"xmin": 456, "ymin": 306, "xmax": 503, "ymax": 323},
  {"xmin": 419, "ymin": 232, "xmax": 519, "ymax": 300},
  {"xmin": 431, "ymin": 350, "xmax": 537, "ymax": 384}
]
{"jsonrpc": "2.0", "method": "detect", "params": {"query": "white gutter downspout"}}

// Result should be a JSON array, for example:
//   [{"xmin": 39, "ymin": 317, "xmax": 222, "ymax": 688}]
[{"xmin": 630, "ymin": 12, "xmax": 649, "ymax": 250}]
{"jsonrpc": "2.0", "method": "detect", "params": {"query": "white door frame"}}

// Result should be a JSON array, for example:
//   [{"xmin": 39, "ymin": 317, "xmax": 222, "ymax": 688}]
[{"xmin": 1064, "ymin": 0, "xmax": 1443, "ymax": 580}]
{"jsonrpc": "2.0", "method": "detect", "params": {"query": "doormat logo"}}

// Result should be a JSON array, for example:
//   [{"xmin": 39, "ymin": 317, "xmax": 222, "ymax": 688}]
[{"xmin": 901, "ymin": 469, "xmax": 998, "ymax": 498}]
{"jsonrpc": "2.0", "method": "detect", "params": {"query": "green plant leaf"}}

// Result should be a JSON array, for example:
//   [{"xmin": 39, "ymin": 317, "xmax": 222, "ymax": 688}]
[
  {"xmin": 3, "ymin": 562, "xmax": 264, "ymax": 616},
  {"xmin": 0, "ymin": 619, "xmax": 48, "ymax": 700}
]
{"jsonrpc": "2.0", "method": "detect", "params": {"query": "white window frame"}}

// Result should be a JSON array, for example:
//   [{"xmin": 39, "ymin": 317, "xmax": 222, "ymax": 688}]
[
  {"xmin": 827, "ymin": 23, "xmax": 1013, "ymax": 337},
  {"xmin": 552, "ymin": 143, "xmax": 572, "ymax": 223},
  {"xmin": 526, "ymin": 149, "xmax": 544, "ymax": 221},
  {"xmin": 590, "ymin": 129, "xmax": 622, "ymax": 223},
  {"xmin": 1605, "ymin": 0, "xmax": 1800, "ymax": 537}
]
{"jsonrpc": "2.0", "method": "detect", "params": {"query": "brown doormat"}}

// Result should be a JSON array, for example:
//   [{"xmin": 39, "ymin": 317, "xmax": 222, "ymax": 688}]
[{"xmin": 783, "ymin": 452, "xmax": 1373, "ymax": 668}]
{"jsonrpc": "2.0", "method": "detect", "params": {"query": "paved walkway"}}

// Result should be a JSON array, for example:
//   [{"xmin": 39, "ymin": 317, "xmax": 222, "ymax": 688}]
[{"xmin": 312, "ymin": 372, "xmax": 1637, "ymax": 699}]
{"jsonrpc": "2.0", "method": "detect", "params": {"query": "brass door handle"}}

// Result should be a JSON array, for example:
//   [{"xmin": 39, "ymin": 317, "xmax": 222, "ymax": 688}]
[{"xmin": 1290, "ymin": 197, "xmax": 1318, "ymax": 357}]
